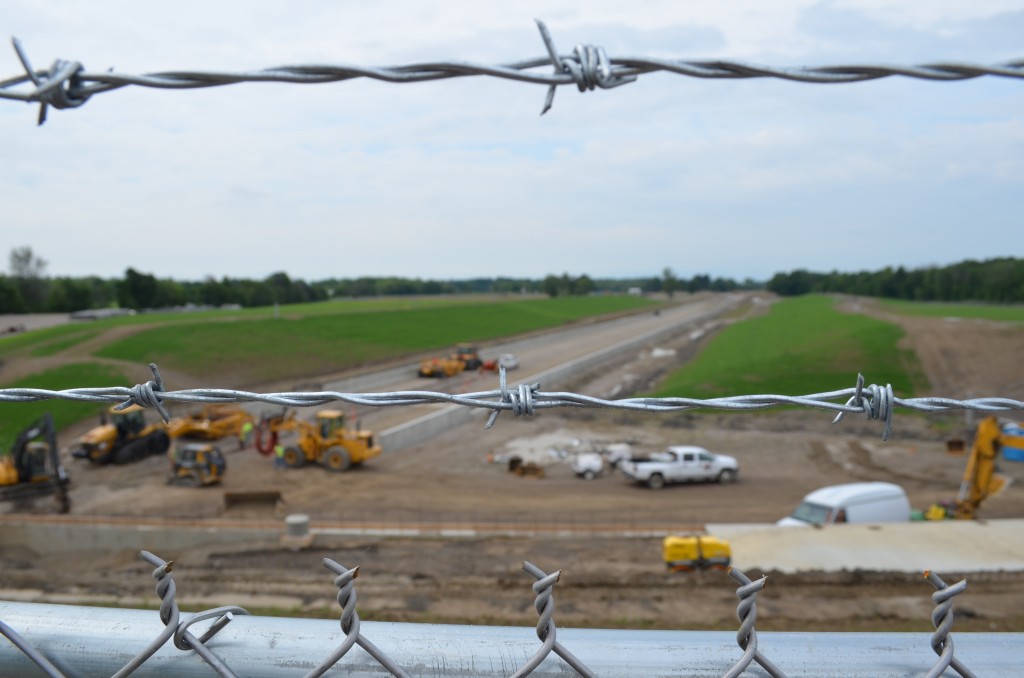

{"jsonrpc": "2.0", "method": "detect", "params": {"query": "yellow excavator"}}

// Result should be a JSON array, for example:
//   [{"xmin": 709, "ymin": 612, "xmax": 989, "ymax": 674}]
[
  {"xmin": 926, "ymin": 416, "xmax": 1023, "ymax": 520},
  {"xmin": 0, "ymin": 413, "xmax": 70, "ymax": 513}
]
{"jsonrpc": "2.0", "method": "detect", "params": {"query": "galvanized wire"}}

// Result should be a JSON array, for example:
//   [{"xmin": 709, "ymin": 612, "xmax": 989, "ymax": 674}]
[
  {"xmin": 724, "ymin": 568, "xmax": 786, "ymax": 678},
  {"xmin": 924, "ymin": 571, "xmax": 976, "ymax": 678},
  {"xmin": 309, "ymin": 559, "xmax": 411, "ymax": 678},
  {"xmin": 513, "ymin": 562, "xmax": 595, "ymax": 678},
  {"xmin": 1, "ymin": 363, "xmax": 1021, "ymax": 441},
  {"xmin": 3, "ymin": 19, "xmax": 1023, "ymax": 123}
]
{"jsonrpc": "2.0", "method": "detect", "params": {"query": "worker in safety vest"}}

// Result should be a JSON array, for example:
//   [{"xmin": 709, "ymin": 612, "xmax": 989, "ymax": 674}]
[
  {"xmin": 274, "ymin": 444, "xmax": 286, "ymax": 468},
  {"xmin": 238, "ymin": 420, "xmax": 254, "ymax": 450}
]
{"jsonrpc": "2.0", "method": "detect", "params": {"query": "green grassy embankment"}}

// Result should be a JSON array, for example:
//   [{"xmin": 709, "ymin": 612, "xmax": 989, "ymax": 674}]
[
  {"xmin": 653, "ymin": 295, "xmax": 927, "ymax": 399},
  {"xmin": 0, "ymin": 295, "xmax": 657, "ymax": 443},
  {"xmin": 94, "ymin": 296, "xmax": 658, "ymax": 383},
  {"xmin": 0, "ymin": 296, "xmax": 514, "ymax": 361},
  {"xmin": 880, "ymin": 299, "xmax": 1024, "ymax": 324},
  {"xmin": 0, "ymin": 363, "xmax": 128, "ymax": 452}
]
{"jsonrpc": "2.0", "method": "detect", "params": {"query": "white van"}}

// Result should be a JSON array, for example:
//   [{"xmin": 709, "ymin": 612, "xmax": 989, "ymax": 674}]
[{"xmin": 777, "ymin": 482, "xmax": 911, "ymax": 526}]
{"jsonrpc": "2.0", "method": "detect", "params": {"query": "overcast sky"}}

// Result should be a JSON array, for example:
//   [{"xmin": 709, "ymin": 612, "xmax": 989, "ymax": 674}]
[{"xmin": 2, "ymin": 1, "xmax": 1022, "ymax": 284}]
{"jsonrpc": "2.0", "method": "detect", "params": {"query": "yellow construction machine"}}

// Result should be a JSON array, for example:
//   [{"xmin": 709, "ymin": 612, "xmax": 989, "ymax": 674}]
[
  {"xmin": 417, "ymin": 356, "xmax": 465, "ymax": 378},
  {"xmin": 926, "ymin": 416, "xmax": 1023, "ymax": 520},
  {"xmin": 167, "ymin": 405, "xmax": 254, "ymax": 442},
  {"xmin": 662, "ymin": 535, "xmax": 731, "ymax": 572},
  {"xmin": 259, "ymin": 409, "xmax": 381, "ymax": 471},
  {"xmin": 0, "ymin": 413, "xmax": 70, "ymax": 513},
  {"xmin": 417, "ymin": 343, "xmax": 483, "ymax": 377},
  {"xmin": 71, "ymin": 404, "xmax": 171, "ymax": 465},
  {"xmin": 167, "ymin": 443, "xmax": 227, "ymax": 487}
]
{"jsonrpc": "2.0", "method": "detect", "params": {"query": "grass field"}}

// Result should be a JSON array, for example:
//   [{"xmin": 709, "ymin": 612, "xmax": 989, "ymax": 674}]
[
  {"xmin": 880, "ymin": 299, "xmax": 1024, "ymax": 323},
  {"xmin": 94, "ymin": 296, "xmax": 658, "ymax": 383},
  {"xmin": 653, "ymin": 295, "xmax": 928, "ymax": 399},
  {"xmin": 0, "ymin": 363, "xmax": 128, "ymax": 453},
  {"xmin": 0, "ymin": 296, "xmax": 528, "ymax": 361}
]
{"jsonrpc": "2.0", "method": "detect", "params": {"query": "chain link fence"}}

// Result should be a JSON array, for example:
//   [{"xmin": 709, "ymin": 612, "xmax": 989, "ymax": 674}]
[{"xmin": 0, "ymin": 549, "xmax": 999, "ymax": 677}]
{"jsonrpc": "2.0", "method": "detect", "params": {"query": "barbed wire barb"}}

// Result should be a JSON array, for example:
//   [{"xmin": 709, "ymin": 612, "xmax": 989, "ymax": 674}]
[
  {"xmin": 1, "ymin": 363, "xmax": 1022, "ymax": 441},
  {"xmin": 3, "ymin": 22, "xmax": 1024, "ymax": 124}
]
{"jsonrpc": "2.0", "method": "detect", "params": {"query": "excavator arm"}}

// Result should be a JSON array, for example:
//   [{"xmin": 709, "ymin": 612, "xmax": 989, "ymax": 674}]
[{"xmin": 955, "ymin": 417, "xmax": 1022, "ymax": 519}]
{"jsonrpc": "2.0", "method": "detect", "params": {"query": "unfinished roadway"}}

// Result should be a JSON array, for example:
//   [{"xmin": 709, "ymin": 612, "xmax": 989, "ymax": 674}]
[{"xmin": 311, "ymin": 292, "xmax": 749, "ymax": 451}]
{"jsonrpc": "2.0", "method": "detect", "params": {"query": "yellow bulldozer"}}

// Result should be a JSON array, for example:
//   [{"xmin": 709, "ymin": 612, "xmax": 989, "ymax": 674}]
[
  {"xmin": 71, "ymin": 404, "xmax": 171, "ymax": 465},
  {"xmin": 417, "ymin": 343, "xmax": 483, "ymax": 378},
  {"xmin": 258, "ymin": 409, "xmax": 381, "ymax": 472},
  {"xmin": 926, "ymin": 416, "xmax": 1024, "ymax": 520}
]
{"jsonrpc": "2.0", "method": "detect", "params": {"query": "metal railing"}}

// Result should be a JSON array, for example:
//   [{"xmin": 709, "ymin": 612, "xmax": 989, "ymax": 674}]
[
  {"xmin": 3, "ymin": 19, "xmax": 1023, "ymax": 123},
  {"xmin": 0, "ymin": 550, "xmax": 995, "ymax": 677},
  {"xmin": 1, "ymin": 364, "xmax": 1022, "ymax": 441}
]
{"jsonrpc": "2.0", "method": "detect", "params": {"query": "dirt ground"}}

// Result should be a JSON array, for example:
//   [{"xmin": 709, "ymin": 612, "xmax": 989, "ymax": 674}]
[{"xmin": 3, "ymin": 295, "xmax": 1024, "ymax": 632}]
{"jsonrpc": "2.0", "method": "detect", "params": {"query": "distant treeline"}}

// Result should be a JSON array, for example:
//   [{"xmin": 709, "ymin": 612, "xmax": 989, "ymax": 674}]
[
  {"xmin": 0, "ymin": 264, "xmax": 758, "ymax": 314},
  {"xmin": 767, "ymin": 258, "xmax": 1024, "ymax": 303}
]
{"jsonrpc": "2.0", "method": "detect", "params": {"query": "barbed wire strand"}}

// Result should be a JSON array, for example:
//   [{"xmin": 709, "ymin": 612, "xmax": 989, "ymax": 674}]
[
  {"xmin": 3, "ymin": 20, "xmax": 1024, "ymax": 123},
  {"xmin": 1, "ymin": 363, "xmax": 1022, "ymax": 441}
]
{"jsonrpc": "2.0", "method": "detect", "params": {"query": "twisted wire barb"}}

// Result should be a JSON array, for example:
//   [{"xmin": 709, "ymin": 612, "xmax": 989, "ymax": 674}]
[
  {"xmin": 308, "ymin": 559, "xmax": 410, "ymax": 678},
  {"xmin": 512, "ymin": 561, "xmax": 595, "ymax": 678},
  {"xmin": 127, "ymin": 551, "xmax": 248, "ymax": 678},
  {"xmin": 923, "ymin": 571, "xmax": 976, "ymax": 678},
  {"xmin": 1, "ymin": 364, "xmax": 1022, "ymax": 440},
  {"xmin": 4, "ymin": 19, "xmax": 1023, "ymax": 123},
  {"xmin": 723, "ymin": 568, "xmax": 786, "ymax": 678}
]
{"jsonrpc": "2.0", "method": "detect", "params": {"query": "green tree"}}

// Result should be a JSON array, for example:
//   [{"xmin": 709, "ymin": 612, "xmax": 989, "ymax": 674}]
[
  {"xmin": 8, "ymin": 246, "xmax": 48, "ymax": 311},
  {"xmin": 662, "ymin": 267, "xmax": 678, "ymax": 298}
]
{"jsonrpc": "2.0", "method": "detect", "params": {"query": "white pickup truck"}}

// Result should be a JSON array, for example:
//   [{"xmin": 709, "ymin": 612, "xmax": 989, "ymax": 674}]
[{"xmin": 619, "ymin": 446, "xmax": 739, "ymax": 489}]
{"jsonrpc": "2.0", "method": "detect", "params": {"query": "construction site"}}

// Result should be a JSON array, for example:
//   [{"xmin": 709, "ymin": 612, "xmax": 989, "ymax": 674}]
[{"xmin": 2, "ymin": 293, "xmax": 1024, "ymax": 639}]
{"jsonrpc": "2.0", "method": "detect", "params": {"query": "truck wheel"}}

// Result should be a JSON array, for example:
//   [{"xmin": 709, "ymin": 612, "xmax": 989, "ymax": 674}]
[
  {"xmin": 582, "ymin": 470, "xmax": 596, "ymax": 481},
  {"xmin": 283, "ymin": 446, "xmax": 305, "ymax": 468},
  {"xmin": 324, "ymin": 447, "xmax": 351, "ymax": 473},
  {"xmin": 647, "ymin": 473, "xmax": 665, "ymax": 490},
  {"xmin": 717, "ymin": 469, "xmax": 737, "ymax": 484}
]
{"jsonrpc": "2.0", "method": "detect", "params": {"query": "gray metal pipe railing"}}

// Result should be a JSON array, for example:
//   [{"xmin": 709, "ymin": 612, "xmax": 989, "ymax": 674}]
[{"xmin": 1, "ymin": 602, "xmax": 1021, "ymax": 677}]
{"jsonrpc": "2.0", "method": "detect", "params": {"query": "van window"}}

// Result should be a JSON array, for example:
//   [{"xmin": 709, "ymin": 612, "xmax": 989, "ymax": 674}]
[
  {"xmin": 790, "ymin": 501, "xmax": 832, "ymax": 526},
  {"xmin": 698, "ymin": 452, "xmax": 713, "ymax": 462},
  {"xmin": 683, "ymin": 453, "xmax": 694, "ymax": 462}
]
